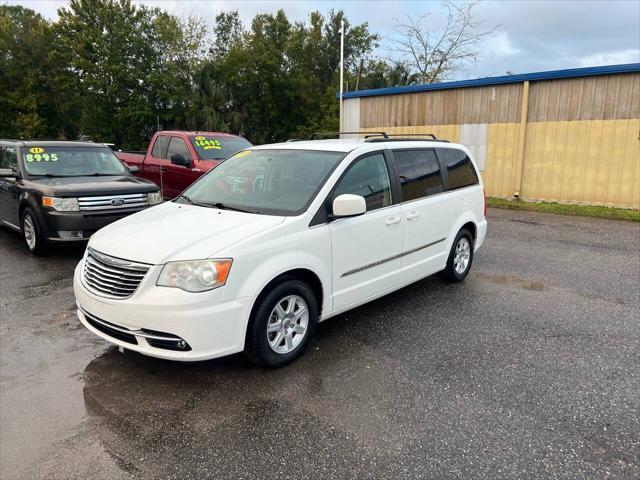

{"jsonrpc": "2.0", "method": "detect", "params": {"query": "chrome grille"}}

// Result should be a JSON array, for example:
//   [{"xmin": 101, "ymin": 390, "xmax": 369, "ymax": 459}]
[
  {"xmin": 82, "ymin": 248, "xmax": 150, "ymax": 299},
  {"xmin": 78, "ymin": 193, "xmax": 148, "ymax": 211}
]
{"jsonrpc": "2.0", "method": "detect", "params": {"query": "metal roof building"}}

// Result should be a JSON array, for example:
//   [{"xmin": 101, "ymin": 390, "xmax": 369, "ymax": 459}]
[{"xmin": 342, "ymin": 63, "xmax": 640, "ymax": 209}]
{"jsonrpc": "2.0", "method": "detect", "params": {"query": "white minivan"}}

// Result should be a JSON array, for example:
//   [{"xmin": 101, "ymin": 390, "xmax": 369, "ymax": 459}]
[{"xmin": 74, "ymin": 135, "xmax": 487, "ymax": 366}]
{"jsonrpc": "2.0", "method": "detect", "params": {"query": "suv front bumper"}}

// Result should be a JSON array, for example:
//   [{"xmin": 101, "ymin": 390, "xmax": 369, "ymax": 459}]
[{"xmin": 43, "ymin": 207, "xmax": 149, "ymax": 242}]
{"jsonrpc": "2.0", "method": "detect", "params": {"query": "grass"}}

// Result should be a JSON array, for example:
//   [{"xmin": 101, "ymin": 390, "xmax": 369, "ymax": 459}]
[{"xmin": 486, "ymin": 197, "xmax": 640, "ymax": 222}]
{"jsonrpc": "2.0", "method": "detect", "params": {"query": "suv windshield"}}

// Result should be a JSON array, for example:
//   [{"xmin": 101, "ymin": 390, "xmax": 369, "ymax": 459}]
[
  {"xmin": 189, "ymin": 135, "xmax": 252, "ymax": 160},
  {"xmin": 178, "ymin": 149, "xmax": 345, "ymax": 215},
  {"xmin": 22, "ymin": 146, "xmax": 128, "ymax": 177}
]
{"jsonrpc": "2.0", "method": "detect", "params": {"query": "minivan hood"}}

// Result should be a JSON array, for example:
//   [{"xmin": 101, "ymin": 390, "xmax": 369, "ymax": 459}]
[{"xmin": 89, "ymin": 201, "xmax": 285, "ymax": 264}]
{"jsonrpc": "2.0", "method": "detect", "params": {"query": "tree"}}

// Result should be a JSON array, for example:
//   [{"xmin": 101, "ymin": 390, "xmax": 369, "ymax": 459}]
[
  {"xmin": 388, "ymin": 1, "xmax": 498, "ymax": 83},
  {"xmin": 0, "ymin": 6, "xmax": 61, "ymax": 138}
]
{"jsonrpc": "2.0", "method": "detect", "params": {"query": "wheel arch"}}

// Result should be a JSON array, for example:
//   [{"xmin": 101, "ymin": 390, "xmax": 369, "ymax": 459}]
[{"xmin": 445, "ymin": 212, "xmax": 479, "ymax": 253}]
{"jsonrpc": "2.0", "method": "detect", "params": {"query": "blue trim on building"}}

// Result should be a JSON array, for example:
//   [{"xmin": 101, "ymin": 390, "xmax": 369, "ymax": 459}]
[{"xmin": 341, "ymin": 63, "xmax": 640, "ymax": 99}]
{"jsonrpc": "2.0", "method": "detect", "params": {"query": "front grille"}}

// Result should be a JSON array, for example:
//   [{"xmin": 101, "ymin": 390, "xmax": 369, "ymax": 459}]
[
  {"xmin": 78, "ymin": 193, "xmax": 148, "ymax": 212},
  {"xmin": 82, "ymin": 248, "xmax": 149, "ymax": 299}
]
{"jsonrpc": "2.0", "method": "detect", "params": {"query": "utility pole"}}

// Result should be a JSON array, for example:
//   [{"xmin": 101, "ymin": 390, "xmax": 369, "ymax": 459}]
[{"xmin": 339, "ymin": 19, "xmax": 344, "ymax": 136}]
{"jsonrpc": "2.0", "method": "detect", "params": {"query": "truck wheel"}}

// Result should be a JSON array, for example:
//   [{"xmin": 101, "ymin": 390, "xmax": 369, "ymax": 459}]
[
  {"xmin": 244, "ymin": 279, "xmax": 318, "ymax": 367},
  {"xmin": 21, "ymin": 208, "xmax": 47, "ymax": 255}
]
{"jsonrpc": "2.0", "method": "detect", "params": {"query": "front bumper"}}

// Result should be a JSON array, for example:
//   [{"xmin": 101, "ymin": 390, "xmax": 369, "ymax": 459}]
[
  {"xmin": 43, "ymin": 207, "xmax": 150, "ymax": 241},
  {"xmin": 73, "ymin": 261, "xmax": 253, "ymax": 361}
]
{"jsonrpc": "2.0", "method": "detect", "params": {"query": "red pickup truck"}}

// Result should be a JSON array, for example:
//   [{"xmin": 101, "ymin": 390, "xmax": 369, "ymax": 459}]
[{"xmin": 116, "ymin": 131, "xmax": 252, "ymax": 199}]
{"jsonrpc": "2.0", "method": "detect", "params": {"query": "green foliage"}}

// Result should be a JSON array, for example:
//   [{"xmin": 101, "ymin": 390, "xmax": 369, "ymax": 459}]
[{"xmin": 0, "ymin": 2, "xmax": 404, "ymax": 148}]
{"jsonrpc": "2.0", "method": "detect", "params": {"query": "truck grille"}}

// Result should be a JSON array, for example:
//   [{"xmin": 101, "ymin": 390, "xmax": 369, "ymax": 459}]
[
  {"xmin": 78, "ymin": 193, "xmax": 148, "ymax": 211},
  {"xmin": 82, "ymin": 248, "xmax": 150, "ymax": 299}
]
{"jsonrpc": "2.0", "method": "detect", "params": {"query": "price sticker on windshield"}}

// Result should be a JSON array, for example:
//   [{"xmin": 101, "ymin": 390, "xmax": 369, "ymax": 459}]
[
  {"xmin": 194, "ymin": 137, "xmax": 222, "ymax": 150},
  {"xmin": 25, "ymin": 147, "xmax": 58, "ymax": 163}
]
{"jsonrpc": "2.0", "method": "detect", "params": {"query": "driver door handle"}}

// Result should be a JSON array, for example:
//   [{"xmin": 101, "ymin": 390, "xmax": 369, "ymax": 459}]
[
  {"xmin": 385, "ymin": 216, "xmax": 402, "ymax": 226},
  {"xmin": 160, "ymin": 167, "xmax": 167, "ymax": 173},
  {"xmin": 406, "ymin": 211, "xmax": 421, "ymax": 220}
]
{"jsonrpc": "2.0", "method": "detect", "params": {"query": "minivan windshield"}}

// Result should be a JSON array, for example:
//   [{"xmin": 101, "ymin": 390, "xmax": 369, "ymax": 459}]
[
  {"xmin": 189, "ymin": 135, "xmax": 252, "ymax": 160},
  {"xmin": 178, "ymin": 149, "xmax": 345, "ymax": 215},
  {"xmin": 22, "ymin": 146, "xmax": 128, "ymax": 177}
]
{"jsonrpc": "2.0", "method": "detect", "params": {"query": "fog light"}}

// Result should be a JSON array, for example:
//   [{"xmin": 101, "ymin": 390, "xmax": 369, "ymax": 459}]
[
  {"xmin": 177, "ymin": 340, "xmax": 187, "ymax": 350},
  {"xmin": 58, "ymin": 230, "xmax": 83, "ymax": 239}
]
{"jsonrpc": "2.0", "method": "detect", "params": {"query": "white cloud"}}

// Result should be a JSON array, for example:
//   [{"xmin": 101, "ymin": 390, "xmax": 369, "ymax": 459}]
[{"xmin": 579, "ymin": 49, "xmax": 640, "ymax": 67}]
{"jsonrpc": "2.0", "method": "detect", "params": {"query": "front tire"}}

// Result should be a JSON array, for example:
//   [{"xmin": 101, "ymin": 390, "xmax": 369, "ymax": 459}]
[
  {"xmin": 440, "ymin": 228, "xmax": 474, "ymax": 283},
  {"xmin": 245, "ymin": 279, "xmax": 318, "ymax": 367},
  {"xmin": 21, "ymin": 208, "xmax": 47, "ymax": 255}
]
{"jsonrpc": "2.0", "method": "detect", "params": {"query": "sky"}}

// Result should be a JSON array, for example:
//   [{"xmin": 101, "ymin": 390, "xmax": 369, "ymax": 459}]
[{"xmin": 6, "ymin": 0, "xmax": 640, "ymax": 81}]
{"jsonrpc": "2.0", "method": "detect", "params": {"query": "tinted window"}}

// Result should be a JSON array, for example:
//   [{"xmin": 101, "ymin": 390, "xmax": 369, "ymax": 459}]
[
  {"xmin": 167, "ymin": 137, "xmax": 192, "ymax": 163},
  {"xmin": 441, "ymin": 148, "xmax": 478, "ymax": 190},
  {"xmin": 0, "ymin": 147, "xmax": 17, "ymax": 169},
  {"xmin": 394, "ymin": 149, "xmax": 443, "ymax": 201},
  {"xmin": 190, "ymin": 135, "xmax": 252, "ymax": 160},
  {"xmin": 151, "ymin": 136, "xmax": 170, "ymax": 158},
  {"xmin": 334, "ymin": 153, "xmax": 392, "ymax": 211}
]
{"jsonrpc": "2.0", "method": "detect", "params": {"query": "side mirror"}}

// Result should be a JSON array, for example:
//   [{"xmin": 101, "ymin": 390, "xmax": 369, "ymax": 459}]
[
  {"xmin": 332, "ymin": 194, "xmax": 366, "ymax": 218},
  {"xmin": 171, "ymin": 154, "xmax": 190, "ymax": 167},
  {"xmin": 0, "ymin": 168, "xmax": 16, "ymax": 178},
  {"xmin": 128, "ymin": 165, "xmax": 139, "ymax": 174}
]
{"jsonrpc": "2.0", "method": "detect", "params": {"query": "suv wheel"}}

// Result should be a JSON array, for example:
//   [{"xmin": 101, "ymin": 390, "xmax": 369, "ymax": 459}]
[
  {"xmin": 245, "ymin": 279, "xmax": 318, "ymax": 367},
  {"xmin": 21, "ymin": 208, "xmax": 47, "ymax": 255},
  {"xmin": 440, "ymin": 228, "xmax": 474, "ymax": 282}
]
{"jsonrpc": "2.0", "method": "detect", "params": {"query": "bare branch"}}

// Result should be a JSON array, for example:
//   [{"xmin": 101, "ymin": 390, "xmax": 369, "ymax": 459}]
[{"xmin": 385, "ymin": 1, "xmax": 500, "ymax": 83}]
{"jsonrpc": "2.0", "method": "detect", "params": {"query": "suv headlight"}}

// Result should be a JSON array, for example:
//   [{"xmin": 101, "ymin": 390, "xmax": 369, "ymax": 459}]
[
  {"xmin": 157, "ymin": 259, "xmax": 232, "ymax": 292},
  {"xmin": 147, "ymin": 191, "xmax": 162, "ymax": 205},
  {"xmin": 42, "ymin": 196, "xmax": 79, "ymax": 212}
]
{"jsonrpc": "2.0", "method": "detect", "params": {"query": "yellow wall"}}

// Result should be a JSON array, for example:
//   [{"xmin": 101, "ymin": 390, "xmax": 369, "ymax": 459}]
[
  {"xmin": 361, "ymin": 119, "xmax": 640, "ymax": 209},
  {"xmin": 522, "ymin": 119, "xmax": 639, "ymax": 208}
]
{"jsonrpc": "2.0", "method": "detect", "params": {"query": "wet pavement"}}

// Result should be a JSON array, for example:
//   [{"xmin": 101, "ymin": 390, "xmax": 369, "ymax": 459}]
[{"xmin": 1, "ymin": 208, "xmax": 639, "ymax": 479}]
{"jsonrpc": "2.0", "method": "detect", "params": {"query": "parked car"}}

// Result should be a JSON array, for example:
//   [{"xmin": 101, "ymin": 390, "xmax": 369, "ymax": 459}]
[
  {"xmin": 0, "ymin": 140, "xmax": 161, "ymax": 254},
  {"xmin": 116, "ymin": 131, "xmax": 252, "ymax": 199},
  {"xmin": 74, "ymin": 135, "xmax": 487, "ymax": 366}
]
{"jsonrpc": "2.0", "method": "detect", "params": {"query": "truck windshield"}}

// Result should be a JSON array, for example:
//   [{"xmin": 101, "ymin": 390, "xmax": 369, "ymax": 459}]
[
  {"xmin": 189, "ymin": 135, "xmax": 252, "ymax": 160},
  {"xmin": 23, "ymin": 146, "xmax": 128, "ymax": 177},
  {"xmin": 178, "ymin": 149, "xmax": 345, "ymax": 215}
]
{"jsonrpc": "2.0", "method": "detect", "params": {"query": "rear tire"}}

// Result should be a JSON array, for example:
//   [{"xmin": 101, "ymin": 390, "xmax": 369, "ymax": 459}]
[
  {"xmin": 21, "ymin": 208, "xmax": 47, "ymax": 255},
  {"xmin": 440, "ymin": 228, "xmax": 474, "ymax": 283},
  {"xmin": 244, "ymin": 279, "xmax": 318, "ymax": 367}
]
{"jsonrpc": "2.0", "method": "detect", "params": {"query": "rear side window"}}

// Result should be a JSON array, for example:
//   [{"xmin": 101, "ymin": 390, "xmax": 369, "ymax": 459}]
[
  {"xmin": 440, "ymin": 148, "xmax": 479, "ymax": 190},
  {"xmin": 393, "ymin": 149, "xmax": 443, "ymax": 201},
  {"xmin": 151, "ymin": 136, "xmax": 170, "ymax": 158}
]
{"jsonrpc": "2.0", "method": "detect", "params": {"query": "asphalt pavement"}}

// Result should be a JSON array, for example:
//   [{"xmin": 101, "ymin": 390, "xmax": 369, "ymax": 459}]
[{"xmin": 1, "ymin": 208, "xmax": 638, "ymax": 479}]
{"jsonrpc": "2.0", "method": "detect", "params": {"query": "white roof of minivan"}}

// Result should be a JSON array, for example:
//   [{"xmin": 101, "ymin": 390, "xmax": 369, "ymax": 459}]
[{"xmin": 250, "ymin": 138, "xmax": 457, "ymax": 153}]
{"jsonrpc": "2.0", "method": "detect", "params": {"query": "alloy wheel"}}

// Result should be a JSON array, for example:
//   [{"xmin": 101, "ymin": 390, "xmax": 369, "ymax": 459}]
[{"xmin": 266, "ymin": 295, "xmax": 309, "ymax": 354}]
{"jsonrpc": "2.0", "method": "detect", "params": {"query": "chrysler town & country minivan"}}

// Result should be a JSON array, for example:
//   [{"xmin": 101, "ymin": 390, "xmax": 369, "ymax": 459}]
[{"xmin": 74, "ymin": 135, "xmax": 487, "ymax": 366}]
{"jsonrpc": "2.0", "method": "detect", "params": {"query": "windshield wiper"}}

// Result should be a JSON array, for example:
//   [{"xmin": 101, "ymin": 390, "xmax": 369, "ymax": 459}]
[
  {"xmin": 209, "ymin": 202, "xmax": 257, "ymax": 214},
  {"xmin": 176, "ymin": 193, "xmax": 210, "ymax": 208}
]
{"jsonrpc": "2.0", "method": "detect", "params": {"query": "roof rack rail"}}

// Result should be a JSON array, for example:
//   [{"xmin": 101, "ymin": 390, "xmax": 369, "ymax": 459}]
[
  {"xmin": 284, "ymin": 131, "xmax": 449, "ymax": 143},
  {"xmin": 309, "ymin": 131, "xmax": 389, "ymax": 140},
  {"xmin": 364, "ymin": 133, "xmax": 449, "ymax": 143}
]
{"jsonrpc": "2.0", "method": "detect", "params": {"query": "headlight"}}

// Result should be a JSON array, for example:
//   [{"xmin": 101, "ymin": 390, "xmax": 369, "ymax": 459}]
[
  {"xmin": 157, "ymin": 259, "xmax": 232, "ymax": 292},
  {"xmin": 42, "ymin": 196, "xmax": 79, "ymax": 212},
  {"xmin": 147, "ymin": 191, "xmax": 162, "ymax": 205}
]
